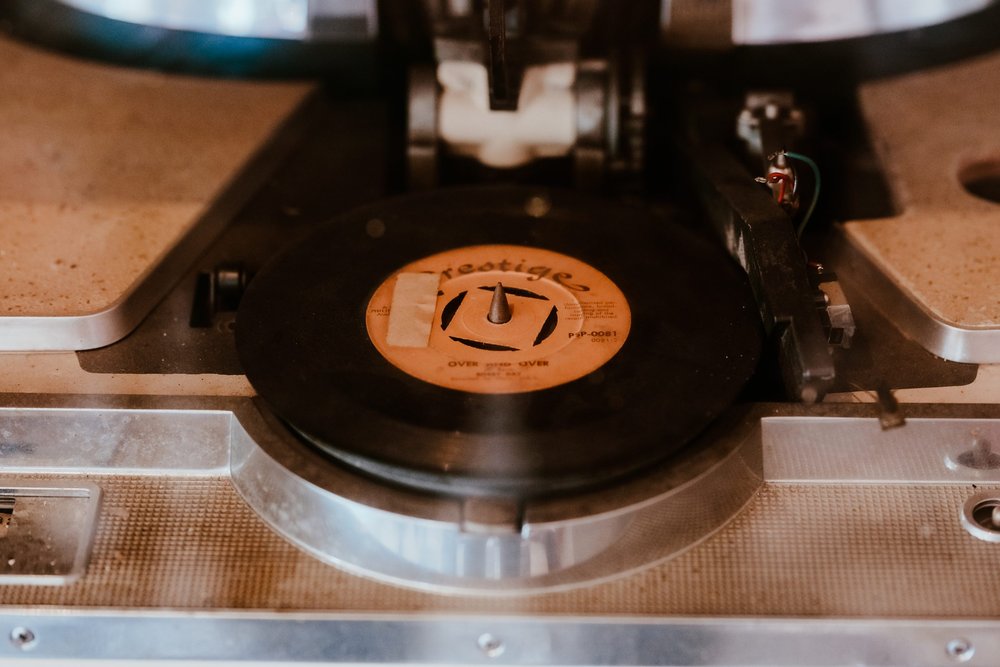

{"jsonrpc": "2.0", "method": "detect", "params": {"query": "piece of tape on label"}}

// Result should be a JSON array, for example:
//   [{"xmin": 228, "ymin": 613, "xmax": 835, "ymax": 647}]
[{"xmin": 386, "ymin": 272, "xmax": 440, "ymax": 348}]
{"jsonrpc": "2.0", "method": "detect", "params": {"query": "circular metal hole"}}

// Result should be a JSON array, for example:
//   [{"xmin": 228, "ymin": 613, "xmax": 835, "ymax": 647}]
[
  {"xmin": 946, "ymin": 637, "xmax": 975, "ymax": 662},
  {"xmin": 961, "ymin": 492, "xmax": 1000, "ymax": 543},
  {"xmin": 477, "ymin": 633, "xmax": 506, "ymax": 658},
  {"xmin": 9, "ymin": 626, "xmax": 37, "ymax": 651},
  {"xmin": 960, "ymin": 160, "xmax": 1000, "ymax": 205}
]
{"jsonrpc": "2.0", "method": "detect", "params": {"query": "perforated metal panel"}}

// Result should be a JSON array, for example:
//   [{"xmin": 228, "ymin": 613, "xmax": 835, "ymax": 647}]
[{"xmin": 1, "ymin": 475, "xmax": 996, "ymax": 617}]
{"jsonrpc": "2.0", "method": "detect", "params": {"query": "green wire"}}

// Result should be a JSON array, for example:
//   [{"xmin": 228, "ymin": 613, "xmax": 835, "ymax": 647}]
[{"xmin": 784, "ymin": 151, "xmax": 821, "ymax": 238}]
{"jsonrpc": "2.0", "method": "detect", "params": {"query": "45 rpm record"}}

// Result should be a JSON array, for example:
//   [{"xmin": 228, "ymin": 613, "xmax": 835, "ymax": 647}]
[{"xmin": 236, "ymin": 187, "xmax": 763, "ymax": 497}]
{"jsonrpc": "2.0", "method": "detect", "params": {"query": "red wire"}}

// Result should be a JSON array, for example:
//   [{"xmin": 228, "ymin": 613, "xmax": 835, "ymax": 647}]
[{"xmin": 767, "ymin": 172, "xmax": 793, "ymax": 204}]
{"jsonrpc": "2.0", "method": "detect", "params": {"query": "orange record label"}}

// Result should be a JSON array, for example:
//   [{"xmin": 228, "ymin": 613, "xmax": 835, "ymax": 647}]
[{"xmin": 366, "ymin": 245, "xmax": 631, "ymax": 394}]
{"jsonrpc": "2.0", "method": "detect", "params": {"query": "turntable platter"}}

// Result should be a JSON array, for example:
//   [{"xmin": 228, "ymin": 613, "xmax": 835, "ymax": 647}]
[{"xmin": 236, "ymin": 187, "xmax": 763, "ymax": 496}]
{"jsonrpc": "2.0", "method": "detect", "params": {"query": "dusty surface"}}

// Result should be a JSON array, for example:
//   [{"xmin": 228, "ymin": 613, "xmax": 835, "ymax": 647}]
[
  {"xmin": 843, "ymin": 51, "xmax": 1000, "ymax": 328},
  {"xmin": 0, "ymin": 35, "xmax": 309, "ymax": 317},
  {"xmin": 827, "ymin": 364, "xmax": 1000, "ymax": 404},
  {"xmin": 0, "ymin": 352, "xmax": 253, "ymax": 396},
  {"xmin": 0, "ymin": 476, "xmax": 998, "ymax": 618}
]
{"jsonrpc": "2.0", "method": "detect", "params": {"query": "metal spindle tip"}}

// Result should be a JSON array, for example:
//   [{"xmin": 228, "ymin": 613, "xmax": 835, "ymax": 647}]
[{"xmin": 488, "ymin": 282, "xmax": 512, "ymax": 324}]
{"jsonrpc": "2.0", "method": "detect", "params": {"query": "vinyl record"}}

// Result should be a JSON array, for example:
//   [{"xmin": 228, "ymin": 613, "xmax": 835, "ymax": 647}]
[{"xmin": 236, "ymin": 187, "xmax": 762, "ymax": 497}]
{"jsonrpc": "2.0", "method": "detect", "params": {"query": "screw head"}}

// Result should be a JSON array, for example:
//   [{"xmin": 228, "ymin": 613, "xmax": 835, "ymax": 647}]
[
  {"xmin": 9, "ymin": 626, "xmax": 37, "ymax": 651},
  {"xmin": 946, "ymin": 637, "xmax": 975, "ymax": 662},
  {"xmin": 477, "ymin": 633, "xmax": 505, "ymax": 658}
]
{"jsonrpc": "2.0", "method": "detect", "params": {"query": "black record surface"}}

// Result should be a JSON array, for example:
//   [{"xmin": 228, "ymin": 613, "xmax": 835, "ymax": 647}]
[{"xmin": 236, "ymin": 187, "xmax": 762, "ymax": 496}]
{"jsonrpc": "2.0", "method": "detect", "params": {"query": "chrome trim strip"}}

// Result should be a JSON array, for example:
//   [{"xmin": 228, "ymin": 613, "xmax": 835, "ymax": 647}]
[
  {"xmin": 0, "ymin": 407, "xmax": 230, "ymax": 475},
  {"xmin": 0, "ymin": 612, "xmax": 997, "ymax": 664},
  {"xmin": 763, "ymin": 416, "xmax": 1000, "ymax": 483}
]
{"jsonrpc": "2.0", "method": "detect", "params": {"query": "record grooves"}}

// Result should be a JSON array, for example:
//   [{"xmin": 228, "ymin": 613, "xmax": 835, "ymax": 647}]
[{"xmin": 236, "ymin": 187, "xmax": 763, "ymax": 497}]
